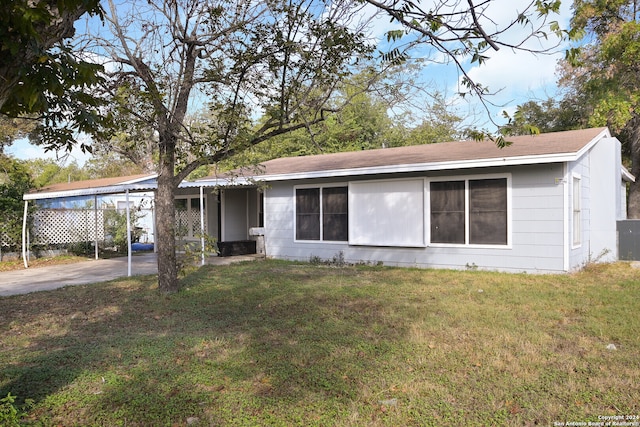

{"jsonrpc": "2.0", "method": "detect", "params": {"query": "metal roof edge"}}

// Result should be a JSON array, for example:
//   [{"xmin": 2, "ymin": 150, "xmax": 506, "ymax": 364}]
[
  {"xmin": 121, "ymin": 174, "xmax": 158, "ymax": 184},
  {"xmin": 179, "ymin": 177, "xmax": 254, "ymax": 187},
  {"xmin": 23, "ymin": 183, "xmax": 158, "ymax": 200},
  {"xmin": 622, "ymin": 166, "xmax": 636, "ymax": 183}
]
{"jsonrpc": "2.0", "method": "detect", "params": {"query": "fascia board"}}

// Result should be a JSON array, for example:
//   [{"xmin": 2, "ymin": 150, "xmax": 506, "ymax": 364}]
[
  {"xmin": 24, "ymin": 177, "xmax": 251, "ymax": 200},
  {"xmin": 180, "ymin": 177, "xmax": 253, "ymax": 188},
  {"xmin": 255, "ymin": 152, "xmax": 580, "ymax": 182},
  {"xmin": 121, "ymin": 174, "xmax": 158, "ymax": 185},
  {"xmin": 23, "ymin": 183, "xmax": 159, "ymax": 201},
  {"xmin": 573, "ymin": 128, "xmax": 611, "ymax": 160}
]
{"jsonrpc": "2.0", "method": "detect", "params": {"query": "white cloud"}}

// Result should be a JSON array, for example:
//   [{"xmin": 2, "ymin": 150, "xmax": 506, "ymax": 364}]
[
  {"xmin": 465, "ymin": 49, "xmax": 561, "ymax": 100},
  {"xmin": 358, "ymin": 0, "xmax": 572, "ymax": 109},
  {"xmin": 448, "ymin": 0, "xmax": 573, "ymax": 126},
  {"xmin": 7, "ymin": 139, "xmax": 92, "ymax": 165}
]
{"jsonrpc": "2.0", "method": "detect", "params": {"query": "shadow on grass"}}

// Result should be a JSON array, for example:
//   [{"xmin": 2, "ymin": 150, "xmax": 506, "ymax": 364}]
[{"xmin": 0, "ymin": 261, "xmax": 407, "ymax": 425}]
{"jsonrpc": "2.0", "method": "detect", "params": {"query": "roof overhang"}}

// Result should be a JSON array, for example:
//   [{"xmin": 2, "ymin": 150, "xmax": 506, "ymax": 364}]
[
  {"xmin": 250, "ymin": 151, "xmax": 590, "ymax": 182},
  {"xmin": 25, "ymin": 128, "xmax": 632, "ymax": 200}
]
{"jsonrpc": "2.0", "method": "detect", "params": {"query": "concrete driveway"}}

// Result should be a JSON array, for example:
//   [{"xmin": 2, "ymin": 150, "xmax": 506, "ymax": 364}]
[{"xmin": 0, "ymin": 253, "xmax": 260, "ymax": 297}]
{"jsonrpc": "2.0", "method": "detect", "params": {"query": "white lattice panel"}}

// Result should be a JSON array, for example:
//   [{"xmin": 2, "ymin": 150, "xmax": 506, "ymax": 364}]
[
  {"xmin": 0, "ymin": 221, "xmax": 16, "ymax": 248},
  {"xmin": 175, "ymin": 209, "xmax": 206, "ymax": 238},
  {"xmin": 33, "ymin": 209, "xmax": 105, "ymax": 245}
]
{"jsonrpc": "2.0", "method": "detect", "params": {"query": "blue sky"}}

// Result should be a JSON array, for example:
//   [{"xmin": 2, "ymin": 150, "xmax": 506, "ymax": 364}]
[{"xmin": 7, "ymin": 0, "xmax": 573, "ymax": 165}]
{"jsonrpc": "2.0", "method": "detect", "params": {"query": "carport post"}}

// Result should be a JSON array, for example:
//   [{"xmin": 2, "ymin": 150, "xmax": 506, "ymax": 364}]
[
  {"xmin": 94, "ymin": 195, "xmax": 99, "ymax": 260},
  {"xmin": 152, "ymin": 195, "xmax": 157, "ymax": 253},
  {"xmin": 200, "ymin": 185, "xmax": 205, "ymax": 266},
  {"xmin": 21, "ymin": 200, "xmax": 28, "ymax": 268},
  {"xmin": 126, "ymin": 189, "xmax": 132, "ymax": 277}
]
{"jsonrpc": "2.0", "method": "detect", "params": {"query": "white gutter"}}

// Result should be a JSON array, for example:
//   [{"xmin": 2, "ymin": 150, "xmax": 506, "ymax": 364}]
[
  {"xmin": 23, "ymin": 179, "xmax": 240, "ymax": 201},
  {"xmin": 622, "ymin": 166, "xmax": 636, "ymax": 183}
]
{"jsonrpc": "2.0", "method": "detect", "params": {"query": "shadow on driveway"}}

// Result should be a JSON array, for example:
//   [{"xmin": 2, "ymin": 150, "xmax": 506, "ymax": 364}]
[{"xmin": 0, "ymin": 253, "xmax": 261, "ymax": 297}]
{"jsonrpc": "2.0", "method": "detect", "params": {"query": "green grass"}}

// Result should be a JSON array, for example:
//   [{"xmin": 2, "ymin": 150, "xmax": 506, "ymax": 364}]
[{"xmin": 1, "ymin": 260, "xmax": 639, "ymax": 426}]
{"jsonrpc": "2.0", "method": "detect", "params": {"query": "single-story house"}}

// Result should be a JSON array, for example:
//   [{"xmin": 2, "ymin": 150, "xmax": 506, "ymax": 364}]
[{"xmin": 23, "ymin": 127, "xmax": 634, "ymax": 273}]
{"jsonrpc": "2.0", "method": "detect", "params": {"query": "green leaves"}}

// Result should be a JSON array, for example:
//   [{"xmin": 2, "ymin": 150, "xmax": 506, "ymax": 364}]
[
  {"xmin": 0, "ymin": 0, "xmax": 104, "ymax": 150},
  {"xmin": 535, "ymin": 0, "xmax": 562, "ymax": 17}
]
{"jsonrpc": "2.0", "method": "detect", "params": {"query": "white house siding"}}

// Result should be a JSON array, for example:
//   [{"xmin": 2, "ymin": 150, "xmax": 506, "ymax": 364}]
[
  {"xmin": 263, "ymin": 164, "xmax": 570, "ymax": 273},
  {"xmin": 508, "ymin": 164, "xmax": 566, "ymax": 272},
  {"xmin": 568, "ymin": 137, "xmax": 620, "ymax": 269}
]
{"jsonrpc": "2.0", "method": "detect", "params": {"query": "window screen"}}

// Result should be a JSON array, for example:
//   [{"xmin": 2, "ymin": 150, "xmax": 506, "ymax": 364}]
[
  {"xmin": 430, "ymin": 181, "xmax": 465, "ymax": 244},
  {"xmin": 469, "ymin": 178, "xmax": 507, "ymax": 245},
  {"xmin": 295, "ymin": 187, "xmax": 348, "ymax": 241},
  {"xmin": 430, "ymin": 177, "xmax": 508, "ymax": 246},
  {"xmin": 322, "ymin": 187, "xmax": 348, "ymax": 241},
  {"xmin": 296, "ymin": 188, "xmax": 320, "ymax": 240}
]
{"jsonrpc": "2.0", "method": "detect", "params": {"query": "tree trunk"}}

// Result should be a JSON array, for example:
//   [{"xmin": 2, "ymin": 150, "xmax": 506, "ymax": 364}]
[
  {"xmin": 628, "ymin": 124, "xmax": 640, "ymax": 218},
  {"xmin": 156, "ymin": 135, "xmax": 179, "ymax": 293}
]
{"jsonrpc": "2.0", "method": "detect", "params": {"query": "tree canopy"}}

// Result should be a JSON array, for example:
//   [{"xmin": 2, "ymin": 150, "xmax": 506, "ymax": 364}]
[
  {"xmin": 363, "ymin": 0, "xmax": 567, "ymax": 110},
  {"xmin": 0, "ymin": 0, "xmax": 104, "ymax": 152},
  {"xmin": 557, "ymin": 0, "xmax": 640, "ymax": 216},
  {"xmin": 72, "ymin": 0, "xmax": 376, "ymax": 292},
  {"xmin": 0, "ymin": 154, "xmax": 33, "ymax": 252}
]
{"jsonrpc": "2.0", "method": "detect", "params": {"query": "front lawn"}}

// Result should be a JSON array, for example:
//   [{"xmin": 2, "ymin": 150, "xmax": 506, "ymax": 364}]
[{"xmin": 1, "ymin": 260, "xmax": 639, "ymax": 426}]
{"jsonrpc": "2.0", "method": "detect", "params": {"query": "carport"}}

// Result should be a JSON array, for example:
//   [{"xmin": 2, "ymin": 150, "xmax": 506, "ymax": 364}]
[{"xmin": 21, "ymin": 174, "xmax": 248, "ymax": 277}]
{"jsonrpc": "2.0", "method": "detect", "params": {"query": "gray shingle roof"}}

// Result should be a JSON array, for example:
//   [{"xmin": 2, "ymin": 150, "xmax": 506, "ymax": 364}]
[{"xmin": 220, "ymin": 127, "xmax": 609, "ymax": 179}]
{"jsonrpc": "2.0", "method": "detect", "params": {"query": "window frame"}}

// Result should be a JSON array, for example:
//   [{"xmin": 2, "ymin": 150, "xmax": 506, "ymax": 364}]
[
  {"xmin": 294, "ymin": 183, "xmax": 348, "ymax": 243},
  {"xmin": 427, "ymin": 174, "xmax": 512, "ymax": 248},
  {"xmin": 572, "ymin": 173, "xmax": 581, "ymax": 248}
]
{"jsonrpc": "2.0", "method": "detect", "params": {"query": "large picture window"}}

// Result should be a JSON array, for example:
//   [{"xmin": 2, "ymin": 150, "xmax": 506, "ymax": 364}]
[
  {"xmin": 430, "ymin": 177, "xmax": 508, "ymax": 246},
  {"xmin": 349, "ymin": 179, "xmax": 426, "ymax": 247},
  {"xmin": 295, "ymin": 186, "xmax": 348, "ymax": 241}
]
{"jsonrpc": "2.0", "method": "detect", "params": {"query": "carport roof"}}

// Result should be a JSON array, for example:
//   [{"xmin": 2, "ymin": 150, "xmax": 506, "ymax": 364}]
[
  {"xmin": 24, "ymin": 174, "xmax": 159, "ymax": 200},
  {"xmin": 23, "ymin": 171, "xmax": 251, "ymax": 201}
]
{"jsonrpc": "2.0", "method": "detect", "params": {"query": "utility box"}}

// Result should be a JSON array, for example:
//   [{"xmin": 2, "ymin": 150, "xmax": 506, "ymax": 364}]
[
  {"xmin": 618, "ymin": 220, "xmax": 640, "ymax": 261},
  {"xmin": 249, "ymin": 227, "xmax": 265, "ymax": 255}
]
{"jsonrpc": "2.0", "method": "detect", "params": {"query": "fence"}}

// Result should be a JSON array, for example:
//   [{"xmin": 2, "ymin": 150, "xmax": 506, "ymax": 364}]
[
  {"xmin": 32, "ymin": 209, "xmax": 105, "ymax": 246},
  {"xmin": 22, "ymin": 205, "xmax": 155, "ymax": 257}
]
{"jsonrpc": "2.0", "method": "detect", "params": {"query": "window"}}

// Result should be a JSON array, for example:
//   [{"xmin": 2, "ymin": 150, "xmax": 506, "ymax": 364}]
[
  {"xmin": 116, "ymin": 200, "xmax": 135, "ymax": 213},
  {"xmin": 349, "ymin": 179, "xmax": 426, "ymax": 247},
  {"xmin": 430, "ymin": 177, "xmax": 508, "ymax": 246},
  {"xmin": 430, "ymin": 181, "xmax": 465, "ymax": 244},
  {"xmin": 295, "ymin": 186, "xmax": 348, "ymax": 241},
  {"xmin": 258, "ymin": 192, "xmax": 264, "ymax": 227},
  {"xmin": 573, "ymin": 175, "xmax": 581, "ymax": 246}
]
